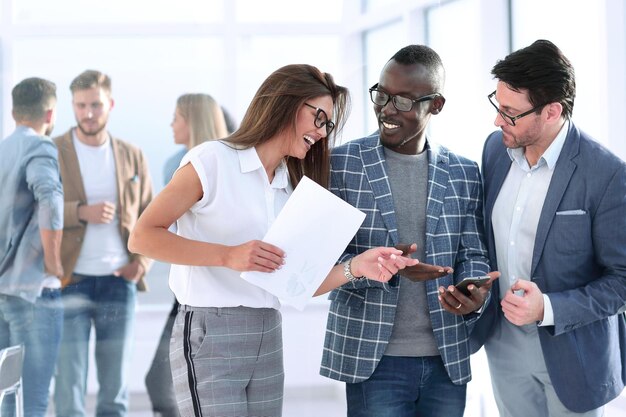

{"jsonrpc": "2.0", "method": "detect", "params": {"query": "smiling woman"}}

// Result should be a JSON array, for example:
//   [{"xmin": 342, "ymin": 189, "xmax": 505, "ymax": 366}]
[{"xmin": 127, "ymin": 63, "xmax": 420, "ymax": 416}]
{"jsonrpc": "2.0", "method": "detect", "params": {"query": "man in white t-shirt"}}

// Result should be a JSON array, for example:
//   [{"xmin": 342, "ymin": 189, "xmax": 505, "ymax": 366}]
[{"xmin": 53, "ymin": 70, "xmax": 153, "ymax": 417}]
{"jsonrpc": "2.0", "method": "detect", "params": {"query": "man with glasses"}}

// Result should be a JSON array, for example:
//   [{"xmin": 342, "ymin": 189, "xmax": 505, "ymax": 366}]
[
  {"xmin": 471, "ymin": 39, "xmax": 626, "ymax": 417},
  {"xmin": 320, "ymin": 44, "xmax": 497, "ymax": 417}
]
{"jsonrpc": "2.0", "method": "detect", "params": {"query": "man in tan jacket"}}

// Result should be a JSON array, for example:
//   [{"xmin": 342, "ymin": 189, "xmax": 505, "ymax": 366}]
[{"xmin": 53, "ymin": 70, "xmax": 153, "ymax": 417}]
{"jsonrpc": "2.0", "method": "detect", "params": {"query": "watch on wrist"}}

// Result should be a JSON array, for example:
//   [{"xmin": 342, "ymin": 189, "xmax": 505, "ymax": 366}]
[{"xmin": 343, "ymin": 258, "xmax": 364, "ymax": 283}]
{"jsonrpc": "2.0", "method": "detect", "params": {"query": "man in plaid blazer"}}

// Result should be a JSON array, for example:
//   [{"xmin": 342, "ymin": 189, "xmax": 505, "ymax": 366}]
[{"xmin": 320, "ymin": 45, "xmax": 495, "ymax": 417}]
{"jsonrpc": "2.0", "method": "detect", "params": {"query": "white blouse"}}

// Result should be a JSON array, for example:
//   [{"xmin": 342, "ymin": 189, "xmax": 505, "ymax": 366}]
[{"xmin": 168, "ymin": 141, "xmax": 291, "ymax": 308}]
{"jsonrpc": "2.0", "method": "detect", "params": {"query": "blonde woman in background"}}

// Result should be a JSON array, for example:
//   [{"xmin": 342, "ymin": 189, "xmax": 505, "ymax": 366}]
[
  {"xmin": 163, "ymin": 94, "xmax": 229, "ymax": 184},
  {"xmin": 145, "ymin": 93, "xmax": 230, "ymax": 417}
]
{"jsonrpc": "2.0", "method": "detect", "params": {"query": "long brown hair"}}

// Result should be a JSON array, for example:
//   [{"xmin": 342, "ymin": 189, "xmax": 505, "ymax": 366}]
[{"xmin": 225, "ymin": 64, "xmax": 350, "ymax": 188}]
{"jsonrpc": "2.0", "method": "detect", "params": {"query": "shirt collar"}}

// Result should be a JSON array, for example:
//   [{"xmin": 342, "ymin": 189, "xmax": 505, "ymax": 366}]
[
  {"xmin": 237, "ymin": 146, "xmax": 289, "ymax": 189},
  {"xmin": 507, "ymin": 119, "xmax": 570, "ymax": 171},
  {"xmin": 15, "ymin": 125, "xmax": 39, "ymax": 137}
]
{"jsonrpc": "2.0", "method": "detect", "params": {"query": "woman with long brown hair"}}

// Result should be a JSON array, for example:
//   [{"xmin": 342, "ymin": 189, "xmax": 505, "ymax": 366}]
[{"xmin": 129, "ymin": 64, "xmax": 417, "ymax": 417}]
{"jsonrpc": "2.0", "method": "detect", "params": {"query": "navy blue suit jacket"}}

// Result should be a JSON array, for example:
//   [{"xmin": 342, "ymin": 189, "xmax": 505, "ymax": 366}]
[{"xmin": 471, "ymin": 122, "xmax": 626, "ymax": 412}]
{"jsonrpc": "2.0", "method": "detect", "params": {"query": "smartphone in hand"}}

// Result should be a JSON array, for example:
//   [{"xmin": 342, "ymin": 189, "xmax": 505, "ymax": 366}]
[{"xmin": 455, "ymin": 276, "xmax": 491, "ymax": 296}]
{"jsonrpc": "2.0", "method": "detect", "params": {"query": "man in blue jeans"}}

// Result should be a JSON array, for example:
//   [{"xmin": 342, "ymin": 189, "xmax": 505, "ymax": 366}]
[
  {"xmin": 0, "ymin": 77, "xmax": 64, "ymax": 417},
  {"xmin": 53, "ymin": 70, "xmax": 153, "ymax": 417},
  {"xmin": 320, "ymin": 45, "xmax": 498, "ymax": 417}
]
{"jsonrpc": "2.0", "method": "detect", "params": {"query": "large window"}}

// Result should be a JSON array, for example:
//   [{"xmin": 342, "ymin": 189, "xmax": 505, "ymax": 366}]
[
  {"xmin": 15, "ymin": 0, "xmax": 224, "ymax": 23},
  {"xmin": 363, "ymin": 21, "xmax": 407, "ymax": 135},
  {"xmin": 512, "ymin": 0, "xmax": 608, "ymax": 147},
  {"xmin": 428, "ymin": 0, "xmax": 498, "ymax": 163},
  {"xmin": 13, "ymin": 36, "xmax": 225, "ymax": 190},
  {"xmin": 1, "ymin": 1, "xmax": 345, "ymax": 195}
]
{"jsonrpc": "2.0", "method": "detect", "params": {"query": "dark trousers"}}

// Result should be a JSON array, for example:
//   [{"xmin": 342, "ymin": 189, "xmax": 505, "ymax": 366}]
[{"xmin": 145, "ymin": 300, "xmax": 180, "ymax": 417}]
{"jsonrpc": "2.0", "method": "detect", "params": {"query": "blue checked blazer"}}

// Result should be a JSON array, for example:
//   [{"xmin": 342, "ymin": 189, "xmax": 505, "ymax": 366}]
[{"xmin": 320, "ymin": 133, "xmax": 490, "ymax": 385}]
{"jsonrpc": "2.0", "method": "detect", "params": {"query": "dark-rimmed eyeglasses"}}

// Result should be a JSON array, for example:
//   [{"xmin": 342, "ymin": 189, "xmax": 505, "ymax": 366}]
[
  {"xmin": 304, "ymin": 102, "xmax": 335, "ymax": 136},
  {"xmin": 488, "ymin": 91, "xmax": 547, "ymax": 126},
  {"xmin": 369, "ymin": 83, "xmax": 441, "ymax": 112}
]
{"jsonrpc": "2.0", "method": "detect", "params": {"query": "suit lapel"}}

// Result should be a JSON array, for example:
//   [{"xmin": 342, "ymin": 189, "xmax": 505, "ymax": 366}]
[
  {"xmin": 110, "ymin": 135, "xmax": 124, "ymax": 232},
  {"xmin": 59, "ymin": 130, "xmax": 87, "ymax": 204},
  {"xmin": 531, "ymin": 127, "xmax": 579, "ymax": 276},
  {"xmin": 425, "ymin": 143, "xmax": 449, "ymax": 246},
  {"xmin": 360, "ymin": 140, "xmax": 399, "ymax": 245},
  {"xmin": 485, "ymin": 146, "xmax": 512, "ymax": 255}
]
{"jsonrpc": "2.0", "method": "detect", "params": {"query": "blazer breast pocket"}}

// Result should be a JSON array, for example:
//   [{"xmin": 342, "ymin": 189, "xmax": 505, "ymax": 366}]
[
  {"xmin": 549, "ymin": 210, "xmax": 591, "ymax": 255},
  {"xmin": 123, "ymin": 175, "xmax": 141, "ymax": 206}
]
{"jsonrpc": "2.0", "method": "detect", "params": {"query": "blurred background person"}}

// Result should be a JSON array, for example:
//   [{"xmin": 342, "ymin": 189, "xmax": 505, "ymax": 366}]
[
  {"xmin": 0, "ymin": 77, "xmax": 63, "ymax": 417},
  {"xmin": 145, "ymin": 93, "xmax": 229, "ymax": 417},
  {"xmin": 53, "ymin": 69, "xmax": 153, "ymax": 417},
  {"xmin": 162, "ymin": 94, "xmax": 230, "ymax": 185}
]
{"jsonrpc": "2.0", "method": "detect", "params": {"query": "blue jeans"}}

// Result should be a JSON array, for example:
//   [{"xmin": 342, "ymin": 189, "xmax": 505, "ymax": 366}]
[
  {"xmin": 54, "ymin": 274, "xmax": 136, "ymax": 417},
  {"xmin": 346, "ymin": 355, "xmax": 467, "ymax": 417},
  {"xmin": 0, "ymin": 288, "xmax": 63, "ymax": 417}
]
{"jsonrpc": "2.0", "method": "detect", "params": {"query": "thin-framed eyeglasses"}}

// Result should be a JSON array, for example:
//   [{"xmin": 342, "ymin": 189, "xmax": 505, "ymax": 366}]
[
  {"xmin": 487, "ymin": 91, "xmax": 547, "ymax": 126},
  {"xmin": 304, "ymin": 102, "xmax": 335, "ymax": 136},
  {"xmin": 369, "ymin": 83, "xmax": 442, "ymax": 112}
]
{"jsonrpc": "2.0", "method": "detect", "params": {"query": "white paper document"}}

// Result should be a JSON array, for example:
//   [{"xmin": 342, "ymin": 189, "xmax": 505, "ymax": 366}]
[{"xmin": 241, "ymin": 176, "xmax": 365, "ymax": 310}]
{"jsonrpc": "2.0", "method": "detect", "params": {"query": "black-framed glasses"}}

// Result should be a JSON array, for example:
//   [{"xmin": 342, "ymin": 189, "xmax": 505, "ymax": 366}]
[
  {"xmin": 488, "ymin": 91, "xmax": 547, "ymax": 126},
  {"xmin": 304, "ymin": 102, "xmax": 335, "ymax": 136},
  {"xmin": 369, "ymin": 83, "xmax": 441, "ymax": 112}
]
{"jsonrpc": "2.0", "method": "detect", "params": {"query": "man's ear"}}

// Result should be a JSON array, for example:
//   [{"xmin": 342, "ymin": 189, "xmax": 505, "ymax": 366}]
[
  {"xmin": 544, "ymin": 101, "xmax": 563, "ymax": 123},
  {"xmin": 431, "ymin": 96, "xmax": 446, "ymax": 115},
  {"xmin": 44, "ymin": 108, "xmax": 54, "ymax": 124}
]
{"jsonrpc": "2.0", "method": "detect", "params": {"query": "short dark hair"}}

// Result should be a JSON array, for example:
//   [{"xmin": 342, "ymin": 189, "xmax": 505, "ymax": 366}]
[
  {"xmin": 389, "ymin": 44, "xmax": 445, "ymax": 91},
  {"xmin": 12, "ymin": 77, "xmax": 57, "ymax": 122},
  {"xmin": 491, "ymin": 39, "xmax": 576, "ymax": 119},
  {"xmin": 70, "ymin": 69, "xmax": 112, "ymax": 94}
]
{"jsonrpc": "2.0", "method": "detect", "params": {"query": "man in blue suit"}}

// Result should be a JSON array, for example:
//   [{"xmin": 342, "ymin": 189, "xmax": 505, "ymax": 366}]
[
  {"xmin": 0, "ymin": 77, "xmax": 64, "ymax": 417},
  {"xmin": 320, "ymin": 44, "xmax": 497, "ymax": 417},
  {"xmin": 472, "ymin": 39, "xmax": 626, "ymax": 416}
]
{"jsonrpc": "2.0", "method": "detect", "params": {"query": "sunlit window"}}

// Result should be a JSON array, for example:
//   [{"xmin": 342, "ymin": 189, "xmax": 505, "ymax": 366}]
[
  {"xmin": 13, "ymin": 36, "xmax": 225, "ymax": 194},
  {"xmin": 234, "ymin": 35, "xmax": 341, "ymax": 121},
  {"xmin": 428, "ymin": 0, "xmax": 492, "ymax": 164},
  {"xmin": 364, "ymin": 0, "xmax": 401, "ymax": 13},
  {"xmin": 236, "ymin": 0, "xmax": 343, "ymax": 22},
  {"xmin": 363, "ymin": 21, "xmax": 405, "ymax": 134},
  {"xmin": 15, "ymin": 0, "xmax": 224, "ymax": 24},
  {"xmin": 512, "ymin": 0, "xmax": 608, "ymax": 147}
]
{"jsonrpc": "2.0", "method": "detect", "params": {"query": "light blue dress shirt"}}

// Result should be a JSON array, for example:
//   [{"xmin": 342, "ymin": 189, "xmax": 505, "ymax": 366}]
[
  {"xmin": 0, "ymin": 126, "xmax": 64, "ymax": 302},
  {"xmin": 491, "ymin": 121, "xmax": 569, "ymax": 326}
]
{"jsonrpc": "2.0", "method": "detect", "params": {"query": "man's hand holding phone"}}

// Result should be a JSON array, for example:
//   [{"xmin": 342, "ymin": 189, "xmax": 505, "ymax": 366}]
[
  {"xmin": 438, "ymin": 271, "xmax": 500, "ymax": 315},
  {"xmin": 454, "ymin": 276, "xmax": 491, "ymax": 296}
]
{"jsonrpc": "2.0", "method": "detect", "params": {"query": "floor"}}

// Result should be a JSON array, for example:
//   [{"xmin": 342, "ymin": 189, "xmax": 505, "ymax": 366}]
[
  {"xmin": 50, "ymin": 388, "xmax": 626, "ymax": 417},
  {"xmin": 49, "ymin": 387, "xmax": 346, "ymax": 417}
]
